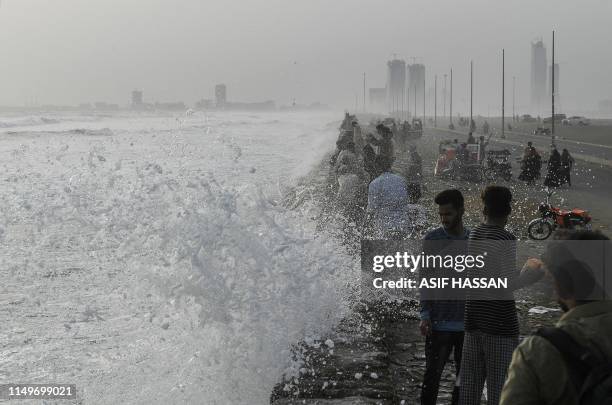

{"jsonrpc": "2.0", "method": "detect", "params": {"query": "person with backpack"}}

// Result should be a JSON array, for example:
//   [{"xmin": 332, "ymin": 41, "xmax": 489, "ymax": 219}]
[{"xmin": 500, "ymin": 230, "xmax": 612, "ymax": 405}]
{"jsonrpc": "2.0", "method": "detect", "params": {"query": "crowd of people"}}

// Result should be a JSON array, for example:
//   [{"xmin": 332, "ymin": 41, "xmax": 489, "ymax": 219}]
[
  {"xmin": 418, "ymin": 186, "xmax": 611, "ymax": 405},
  {"xmin": 329, "ymin": 114, "xmax": 610, "ymax": 405},
  {"xmin": 518, "ymin": 141, "xmax": 574, "ymax": 187},
  {"xmin": 330, "ymin": 114, "xmax": 423, "ymax": 236}
]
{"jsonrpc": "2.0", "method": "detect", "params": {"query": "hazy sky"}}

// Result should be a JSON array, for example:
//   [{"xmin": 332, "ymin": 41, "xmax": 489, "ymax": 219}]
[{"xmin": 1, "ymin": 0, "xmax": 611, "ymax": 114}]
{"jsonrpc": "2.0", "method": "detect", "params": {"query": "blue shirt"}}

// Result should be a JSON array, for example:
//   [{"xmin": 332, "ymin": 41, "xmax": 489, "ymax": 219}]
[
  {"xmin": 367, "ymin": 172, "xmax": 410, "ymax": 237},
  {"xmin": 420, "ymin": 226, "xmax": 470, "ymax": 332}
]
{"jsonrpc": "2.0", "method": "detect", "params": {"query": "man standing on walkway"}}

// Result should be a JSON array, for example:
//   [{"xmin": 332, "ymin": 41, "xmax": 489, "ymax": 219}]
[
  {"xmin": 420, "ymin": 189, "xmax": 469, "ymax": 405},
  {"xmin": 459, "ymin": 186, "xmax": 544, "ymax": 405},
  {"xmin": 501, "ymin": 230, "xmax": 612, "ymax": 405}
]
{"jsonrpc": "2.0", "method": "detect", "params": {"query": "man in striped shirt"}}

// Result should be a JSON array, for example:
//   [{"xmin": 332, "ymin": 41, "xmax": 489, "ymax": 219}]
[{"xmin": 459, "ymin": 186, "xmax": 544, "ymax": 405}]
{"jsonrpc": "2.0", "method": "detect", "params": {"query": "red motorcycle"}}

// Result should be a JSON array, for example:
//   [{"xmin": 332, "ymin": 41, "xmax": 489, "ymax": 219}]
[{"xmin": 527, "ymin": 189, "xmax": 592, "ymax": 240}]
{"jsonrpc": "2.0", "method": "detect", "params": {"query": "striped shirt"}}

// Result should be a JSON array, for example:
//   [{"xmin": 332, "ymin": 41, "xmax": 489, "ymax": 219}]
[{"xmin": 465, "ymin": 223, "xmax": 519, "ymax": 336}]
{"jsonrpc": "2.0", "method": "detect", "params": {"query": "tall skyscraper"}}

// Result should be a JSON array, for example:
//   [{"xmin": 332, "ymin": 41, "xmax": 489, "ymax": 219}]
[
  {"xmin": 215, "ymin": 84, "xmax": 227, "ymax": 108},
  {"xmin": 408, "ymin": 64, "xmax": 426, "ymax": 116},
  {"xmin": 386, "ymin": 59, "xmax": 406, "ymax": 115},
  {"xmin": 531, "ymin": 40, "xmax": 547, "ymax": 113},
  {"xmin": 131, "ymin": 90, "xmax": 143, "ymax": 106}
]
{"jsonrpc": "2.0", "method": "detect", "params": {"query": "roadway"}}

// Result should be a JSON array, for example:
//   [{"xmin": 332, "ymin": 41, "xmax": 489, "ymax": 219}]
[{"xmin": 422, "ymin": 127, "xmax": 612, "ymax": 233}]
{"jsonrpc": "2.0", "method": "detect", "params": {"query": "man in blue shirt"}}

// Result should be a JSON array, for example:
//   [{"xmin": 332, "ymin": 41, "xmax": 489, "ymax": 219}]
[{"xmin": 420, "ymin": 189, "xmax": 469, "ymax": 405}]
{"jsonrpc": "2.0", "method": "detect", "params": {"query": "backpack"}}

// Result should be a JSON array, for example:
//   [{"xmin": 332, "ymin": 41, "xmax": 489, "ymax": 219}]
[{"xmin": 536, "ymin": 327, "xmax": 612, "ymax": 405}]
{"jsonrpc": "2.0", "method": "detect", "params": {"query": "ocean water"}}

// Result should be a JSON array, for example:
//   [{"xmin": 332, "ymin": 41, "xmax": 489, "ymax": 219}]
[{"xmin": 0, "ymin": 111, "xmax": 359, "ymax": 404}]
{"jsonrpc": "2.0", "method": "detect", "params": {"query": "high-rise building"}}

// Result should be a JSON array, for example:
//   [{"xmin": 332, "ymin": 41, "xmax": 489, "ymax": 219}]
[
  {"xmin": 531, "ymin": 40, "xmax": 547, "ymax": 113},
  {"xmin": 215, "ymin": 84, "xmax": 227, "ymax": 108},
  {"xmin": 386, "ymin": 59, "xmax": 406, "ymax": 115},
  {"xmin": 131, "ymin": 90, "xmax": 143, "ymax": 107},
  {"xmin": 408, "ymin": 64, "xmax": 426, "ymax": 117}
]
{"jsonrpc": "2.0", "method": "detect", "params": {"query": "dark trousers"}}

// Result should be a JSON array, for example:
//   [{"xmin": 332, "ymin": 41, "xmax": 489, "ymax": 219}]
[{"xmin": 421, "ymin": 330, "xmax": 464, "ymax": 405}]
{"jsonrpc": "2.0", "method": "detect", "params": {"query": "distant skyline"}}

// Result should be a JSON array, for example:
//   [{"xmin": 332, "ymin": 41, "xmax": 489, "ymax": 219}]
[{"xmin": 1, "ymin": 0, "xmax": 611, "ymax": 115}]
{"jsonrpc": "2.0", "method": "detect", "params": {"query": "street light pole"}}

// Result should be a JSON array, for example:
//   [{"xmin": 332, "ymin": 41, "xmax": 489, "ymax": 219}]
[
  {"xmin": 552, "ymin": 30, "xmax": 556, "ymax": 146},
  {"xmin": 502, "ymin": 49, "xmax": 505, "ymax": 139},
  {"xmin": 470, "ymin": 60, "xmax": 473, "ymax": 132},
  {"xmin": 434, "ymin": 74, "xmax": 438, "ymax": 127},
  {"xmin": 513, "ymin": 76, "xmax": 516, "ymax": 122},
  {"xmin": 423, "ymin": 78, "xmax": 426, "ymax": 126},
  {"xmin": 443, "ymin": 74, "xmax": 447, "ymax": 121},
  {"xmin": 450, "ymin": 68, "xmax": 453, "ymax": 128}
]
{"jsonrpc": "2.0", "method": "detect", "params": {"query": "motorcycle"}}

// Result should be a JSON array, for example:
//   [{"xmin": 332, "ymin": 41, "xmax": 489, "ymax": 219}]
[{"xmin": 527, "ymin": 189, "xmax": 592, "ymax": 240}]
